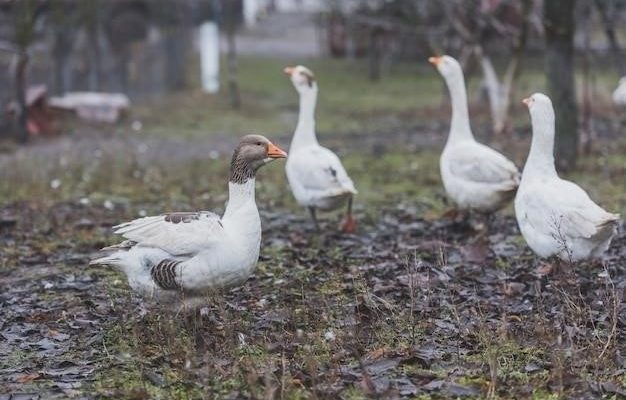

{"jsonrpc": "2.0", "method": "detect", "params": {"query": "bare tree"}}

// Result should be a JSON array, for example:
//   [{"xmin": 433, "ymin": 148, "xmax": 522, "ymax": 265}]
[
  {"xmin": 222, "ymin": 0, "xmax": 241, "ymax": 109},
  {"xmin": 11, "ymin": 0, "xmax": 45, "ymax": 143},
  {"xmin": 50, "ymin": 0, "xmax": 78, "ymax": 95},
  {"xmin": 80, "ymin": 0, "xmax": 102, "ymax": 91},
  {"xmin": 594, "ymin": 0, "xmax": 626, "ymax": 76},
  {"xmin": 444, "ymin": 0, "xmax": 534, "ymax": 136},
  {"xmin": 545, "ymin": 0, "xmax": 578, "ymax": 170}
]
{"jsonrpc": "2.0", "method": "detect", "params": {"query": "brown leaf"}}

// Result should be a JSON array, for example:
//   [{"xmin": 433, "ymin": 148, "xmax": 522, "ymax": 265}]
[{"xmin": 16, "ymin": 372, "xmax": 40, "ymax": 383}]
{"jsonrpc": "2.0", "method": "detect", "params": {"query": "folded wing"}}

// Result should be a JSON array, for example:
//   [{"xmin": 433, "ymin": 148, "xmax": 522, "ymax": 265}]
[
  {"xmin": 290, "ymin": 146, "xmax": 357, "ymax": 197},
  {"xmin": 113, "ymin": 211, "xmax": 224, "ymax": 255},
  {"xmin": 448, "ymin": 144, "xmax": 520, "ymax": 188}
]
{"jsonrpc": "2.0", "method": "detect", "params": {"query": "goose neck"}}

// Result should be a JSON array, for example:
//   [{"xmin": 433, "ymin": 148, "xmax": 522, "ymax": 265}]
[
  {"xmin": 291, "ymin": 89, "xmax": 319, "ymax": 149},
  {"xmin": 524, "ymin": 110, "xmax": 557, "ymax": 179},
  {"xmin": 446, "ymin": 73, "xmax": 475, "ymax": 144},
  {"xmin": 224, "ymin": 179, "xmax": 257, "ymax": 218}
]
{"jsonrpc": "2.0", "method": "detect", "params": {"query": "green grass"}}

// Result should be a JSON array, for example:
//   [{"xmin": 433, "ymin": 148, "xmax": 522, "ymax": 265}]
[{"xmin": 130, "ymin": 55, "xmax": 622, "ymax": 141}]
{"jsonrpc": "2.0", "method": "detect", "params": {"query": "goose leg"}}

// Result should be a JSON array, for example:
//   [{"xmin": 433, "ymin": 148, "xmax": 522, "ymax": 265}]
[
  {"xmin": 341, "ymin": 195, "xmax": 357, "ymax": 233},
  {"xmin": 308, "ymin": 206, "xmax": 320, "ymax": 232}
]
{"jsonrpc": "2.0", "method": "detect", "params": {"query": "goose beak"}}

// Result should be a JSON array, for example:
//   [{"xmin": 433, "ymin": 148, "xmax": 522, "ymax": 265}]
[
  {"xmin": 267, "ymin": 142, "xmax": 287, "ymax": 159},
  {"xmin": 428, "ymin": 56, "xmax": 443, "ymax": 66},
  {"xmin": 522, "ymin": 97, "xmax": 531, "ymax": 106},
  {"xmin": 283, "ymin": 67, "xmax": 295, "ymax": 76}
]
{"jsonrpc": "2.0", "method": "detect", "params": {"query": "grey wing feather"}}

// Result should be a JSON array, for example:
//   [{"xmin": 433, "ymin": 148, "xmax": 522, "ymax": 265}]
[{"xmin": 113, "ymin": 211, "xmax": 223, "ymax": 255}]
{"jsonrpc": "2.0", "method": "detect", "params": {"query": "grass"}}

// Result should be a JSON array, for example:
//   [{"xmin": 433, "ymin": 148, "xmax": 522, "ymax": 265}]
[{"xmin": 129, "ymin": 55, "xmax": 623, "ymax": 141}]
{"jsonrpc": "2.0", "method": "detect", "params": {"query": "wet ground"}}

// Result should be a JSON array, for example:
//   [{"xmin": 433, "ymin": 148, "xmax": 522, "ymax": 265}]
[{"xmin": 1, "ymin": 191, "xmax": 624, "ymax": 398}]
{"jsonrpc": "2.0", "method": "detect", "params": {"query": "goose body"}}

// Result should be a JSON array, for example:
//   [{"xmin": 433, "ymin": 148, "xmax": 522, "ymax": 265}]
[
  {"xmin": 430, "ymin": 55, "xmax": 520, "ymax": 212},
  {"xmin": 283, "ymin": 65, "xmax": 357, "ymax": 231},
  {"xmin": 515, "ymin": 94, "xmax": 619, "ymax": 261},
  {"xmin": 90, "ymin": 135, "xmax": 287, "ymax": 301},
  {"xmin": 613, "ymin": 77, "xmax": 626, "ymax": 106}
]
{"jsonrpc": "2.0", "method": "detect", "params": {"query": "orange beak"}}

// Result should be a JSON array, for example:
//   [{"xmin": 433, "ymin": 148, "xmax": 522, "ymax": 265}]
[
  {"xmin": 283, "ymin": 66, "xmax": 295, "ymax": 76},
  {"xmin": 428, "ymin": 56, "xmax": 443, "ymax": 66},
  {"xmin": 267, "ymin": 141, "xmax": 287, "ymax": 158},
  {"xmin": 522, "ymin": 97, "xmax": 531, "ymax": 106}
]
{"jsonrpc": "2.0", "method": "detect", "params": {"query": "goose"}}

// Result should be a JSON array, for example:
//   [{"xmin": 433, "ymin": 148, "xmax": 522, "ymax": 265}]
[
  {"xmin": 283, "ymin": 65, "xmax": 357, "ymax": 232},
  {"xmin": 516, "ymin": 93, "xmax": 620, "ymax": 262},
  {"xmin": 90, "ymin": 134, "xmax": 287, "ymax": 302},
  {"xmin": 429, "ymin": 55, "xmax": 520, "ymax": 213},
  {"xmin": 613, "ymin": 76, "xmax": 626, "ymax": 106}
]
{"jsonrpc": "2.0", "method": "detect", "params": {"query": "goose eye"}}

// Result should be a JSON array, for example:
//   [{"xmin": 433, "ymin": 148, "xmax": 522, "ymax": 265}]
[{"xmin": 256, "ymin": 142, "xmax": 263, "ymax": 146}]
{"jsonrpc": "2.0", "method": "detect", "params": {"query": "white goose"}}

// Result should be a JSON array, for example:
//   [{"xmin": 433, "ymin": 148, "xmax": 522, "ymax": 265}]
[
  {"xmin": 283, "ymin": 65, "xmax": 357, "ymax": 232},
  {"xmin": 613, "ymin": 76, "xmax": 626, "ymax": 106},
  {"xmin": 90, "ymin": 135, "xmax": 287, "ymax": 301},
  {"xmin": 516, "ymin": 93, "xmax": 620, "ymax": 261},
  {"xmin": 429, "ymin": 55, "xmax": 520, "ymax": 212}
]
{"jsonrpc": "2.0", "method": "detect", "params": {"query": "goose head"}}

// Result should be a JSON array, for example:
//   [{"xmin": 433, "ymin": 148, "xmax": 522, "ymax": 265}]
[
  {"xmin": 230, "ymin": 134, "xmax": 287, "ymax": 184},
  {"xmin": 522, "ymin": 93, "xmax": 555, "ymax": 129},
  {"xmin": 428, "ymin": 55, "xmax": 463, "ymax": 82},
  {"xmin": 283, "ymin": 65, "xmax": 318, "ymax": 94}
]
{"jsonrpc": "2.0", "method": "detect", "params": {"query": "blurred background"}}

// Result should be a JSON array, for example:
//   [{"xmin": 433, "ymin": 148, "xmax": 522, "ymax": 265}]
[{"xmin": 0, "ymin": 0, "xmax": 624, "ymax": 209}]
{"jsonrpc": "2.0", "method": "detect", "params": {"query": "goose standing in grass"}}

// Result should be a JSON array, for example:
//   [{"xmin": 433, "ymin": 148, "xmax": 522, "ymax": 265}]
[
  {"xmin": 516, "ymin": 93, "xmax": 620, "ymax": 262},
  {"xmin": 283, "ymin": 65, "xmax": 357, "ymax": 233},
  {"xmin": 90, "ymin": 135, "xmax": 287, "ymax": 302},
  {"xmin": 429, "ymin": 55, "xmax": 520, "ymax": 214}
]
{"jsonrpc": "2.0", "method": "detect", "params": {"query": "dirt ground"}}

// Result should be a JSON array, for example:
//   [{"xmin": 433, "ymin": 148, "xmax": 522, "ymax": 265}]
[{"xmin": 0, "ymin": 119, "xmax": 624, "ymax": 399}]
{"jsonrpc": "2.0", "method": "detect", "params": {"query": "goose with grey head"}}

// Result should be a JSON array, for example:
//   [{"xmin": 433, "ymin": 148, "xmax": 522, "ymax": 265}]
[
  {"xmin": 429, "ymin": 55, "xmax": 520, "ymax": 214},
  {"xmin": 90, "ymin": 134, "xmax": 287, "ymax": 303},
  {"xmin": 516, "ymin": 93, "xmax": 620, "ymax": 262},
  {"xmin": 283, "ymin": 65, "xmax": 358, "ymax": 233}
]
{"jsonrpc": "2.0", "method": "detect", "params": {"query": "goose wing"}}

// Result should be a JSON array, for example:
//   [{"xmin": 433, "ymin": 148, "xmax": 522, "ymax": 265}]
[
  {"xmin": 519, "ymin": 180, "xmax": 619, "ymax": 240},
  {"xmin": 113, "ymin": 211, "xmax": 224, "ymax": 255},
  {"xmin": 448, "ymin": 143, "xmax": 520, "ymax": 188},
  {"xmin": 289, "ymin": 146, "xmax": 357, "ymax": 197}
]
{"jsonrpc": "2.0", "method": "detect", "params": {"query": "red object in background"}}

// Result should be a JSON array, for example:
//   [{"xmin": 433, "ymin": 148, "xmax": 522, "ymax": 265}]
[{"xmin": 7, "ymin": 84, "xmax": 58, "ymax": 138}]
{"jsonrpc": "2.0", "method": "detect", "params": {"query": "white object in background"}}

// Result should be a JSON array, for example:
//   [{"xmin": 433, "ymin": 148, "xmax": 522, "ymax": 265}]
[
  {"xmin": 200, "ymin": 21, "xmax": 220, "ymax": 94},
  {"xmin": 612, "ymin": 76, "xmax": 626, "ymax": 106},
  {"xmin": 243, "ymin": 0, "xmax": 259, "ymax": 27},
  {"xmin": 49, "ymin": 92, "xmax": 130, "ymax": 123}
]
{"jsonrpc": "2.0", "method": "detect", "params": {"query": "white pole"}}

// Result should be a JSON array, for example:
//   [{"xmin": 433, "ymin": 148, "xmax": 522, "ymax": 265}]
[
  {"xmin": 243, "ymin": 0, "xmax": 258, "ymax": 27},
  {"xmin": 200, "ymin": 21, "xmax": 220, "ymax": 93}
]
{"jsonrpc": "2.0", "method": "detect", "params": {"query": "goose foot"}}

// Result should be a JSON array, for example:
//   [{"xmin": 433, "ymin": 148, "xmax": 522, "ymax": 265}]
[
  {"xmin": 341, "ymin": 215, "xmax": 357, "ymax": 233},
  {"xmin": 341, "ymin": 196, "xmax": 357, "ymax": 233}
]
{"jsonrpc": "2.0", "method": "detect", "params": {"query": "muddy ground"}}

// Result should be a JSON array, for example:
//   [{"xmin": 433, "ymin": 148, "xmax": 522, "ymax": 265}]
[{"xmin": 0, "ymin": 125, "xmax": 625, "ymax": 399}]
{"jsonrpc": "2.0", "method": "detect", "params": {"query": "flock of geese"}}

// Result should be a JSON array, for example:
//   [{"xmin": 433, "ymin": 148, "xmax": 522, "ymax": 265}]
[{"xmin": 90, "ymin": 55, "xmax": 621, "ymax": 304}]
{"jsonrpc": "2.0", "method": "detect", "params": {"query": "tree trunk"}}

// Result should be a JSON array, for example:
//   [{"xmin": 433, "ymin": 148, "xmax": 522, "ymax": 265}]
[
  {"xmin": 85, "ymin": 9, "xmax": 101, "ymax": 91},
  {"xmin": 368, "ymin": 28, "xmax": 382, "ymax": 82},
  {"xmin": 13, "ymin": 53, "xmax": 29, "ymax": 143},
  {"xmin": 594, "ymin": 0, "xmax": 626, "ymax": 76},
  {"xmin": 223, "ymin": 1, "xmax": 240, "ymax": 109},
  {"xmin": 226, "ymin": 26, "xmax": 240, "ymax": 109},
  {"xmin": 53, "ymin": 32, "xmax": 73, "ymax": 95},
  {"xmin": 581, "ymin": 0, "xmax": 594, "ymax": 154},
  {"xmin": 544, "ymin": 0, "xmax": 578, "ymax": 171}
]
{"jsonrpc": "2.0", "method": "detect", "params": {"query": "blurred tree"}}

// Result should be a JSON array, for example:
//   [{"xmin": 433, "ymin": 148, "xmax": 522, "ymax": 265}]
[
  {"xmin": 151, "ymin": 0, "xmax": 193, "ymax": 92},
  {"xmin": 444, "ymin": 0, "xmax": 535, "ymax": 136},
  {"xmin": 594, "ymin": 0, "xmax": 626, "ymax": 76},
  {"xmin": 11, "ymin": 0, "xmax": 46, "ymax": 143},
  {"xmin": 79, "ymin": 0, "xmax": 102, "ymax": 91},
  {"xmin": 105, "ymin": 1, "xmax": 149, "ymax": 92},
  {"xmin": 545, "ymin": 0, "xmax": 578, "ymax": 170},
  {"xmin": 222, "ymin": 0, "xmax": 241, "ymax": 109},
  {"xmin": 50, "ymin": 0, "xmax": 79, "ymax": 95}
]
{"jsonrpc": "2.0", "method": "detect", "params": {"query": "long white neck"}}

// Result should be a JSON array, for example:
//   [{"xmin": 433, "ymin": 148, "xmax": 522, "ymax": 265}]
[
  {"xmin": 290, "ymin": 88, "xmax": 319, "ymax": 150},
  {"xmin": 523, "ymin": 107, "xmax": 557, "ymax": 179},
  {"xmin": 444, "ymin": 72, "xmax": 475, "ymax": 144},
  {"xmin": 223, "ymin": 179, "xmax": 257, "ymax": 220}
]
